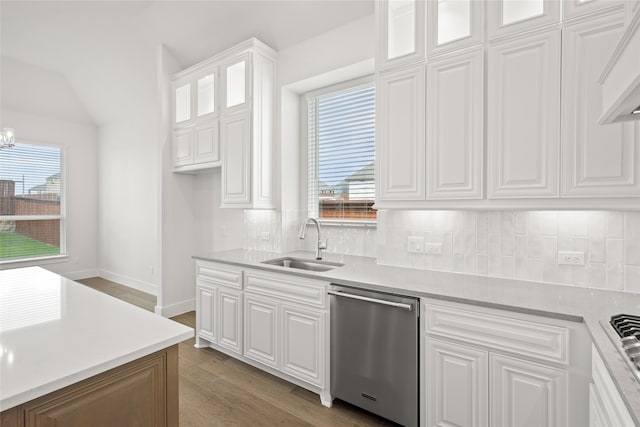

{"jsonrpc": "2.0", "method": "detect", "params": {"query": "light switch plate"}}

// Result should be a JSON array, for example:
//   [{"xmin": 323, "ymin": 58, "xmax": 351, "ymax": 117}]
[
  {"xmin": 408, "ymin": 236, "xmax": 425, "ymax": 253},
  {"xmin": 557, "ymin": 251, "xmax": 585, "ymax": 265}
]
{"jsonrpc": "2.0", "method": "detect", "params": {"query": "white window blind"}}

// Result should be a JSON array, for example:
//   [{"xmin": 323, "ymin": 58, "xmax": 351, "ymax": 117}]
[
  {"xmin": 307, "ymin": 80, "xmax": 376, "ymax": 221},
  {"xmin": 0, "ymin": 142, "xmax": 65, "ymax": 261}
]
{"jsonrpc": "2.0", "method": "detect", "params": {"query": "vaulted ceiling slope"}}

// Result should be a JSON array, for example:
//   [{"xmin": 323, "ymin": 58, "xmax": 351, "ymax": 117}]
[{"xmin": 1, "ymin": 0, "xmax": 374, "ymax": 126}]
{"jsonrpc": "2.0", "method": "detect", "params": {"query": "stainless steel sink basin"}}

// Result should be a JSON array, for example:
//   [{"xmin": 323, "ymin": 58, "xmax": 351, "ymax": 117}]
[{"xmin": 261, "ymin": 257, "xmax": 343, "ymax": 272}]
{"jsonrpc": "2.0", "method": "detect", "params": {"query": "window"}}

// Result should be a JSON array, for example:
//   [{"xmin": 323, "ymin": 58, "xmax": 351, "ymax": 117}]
[
  {"xmin": 307, "ymin": 79, "xmax": 376, "ymax": 221},
  {"xmin": 0, "ymin": 142, "xmax": 65, "ymax": 261}
]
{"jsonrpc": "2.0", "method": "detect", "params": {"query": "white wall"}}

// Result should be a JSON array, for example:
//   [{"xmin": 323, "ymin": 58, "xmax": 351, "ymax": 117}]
[
  {"xmin": 98, "ymin": 113, "xmax": 159, "ymax": 295},
  {"xmin": 1, "ymin": 58, "xmax": 99, "ymax": 278},
  {"xmin": 0, "ymin": 109, "xmax": 99, "ymax": 278}
]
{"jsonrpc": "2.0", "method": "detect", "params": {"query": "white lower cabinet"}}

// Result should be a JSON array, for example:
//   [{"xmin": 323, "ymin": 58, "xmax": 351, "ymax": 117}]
[
  {"xmin": 426, "ymin": 338, "xmax": 488, "ymax": 427},
  {"xmin": 281, "ymin": 304, "xmax": 325, "ymax": 387},
  {"xmin": 424, "ymin": 299, "xmax": 590, "ymax": 427},
  {"xmin": 590, "ymin": 345, "xmax": 635, "ymax": 427},
  {"xmin": 195, "ymin": 261, "xmax": 330, "ymax": 404},
  {"xmin": 490, "ymin": 354, "xmax": 568, "ymax": 427},
  {"xmin": 243, "ymin": 293, "xmax": 278, "ymax": 368}
]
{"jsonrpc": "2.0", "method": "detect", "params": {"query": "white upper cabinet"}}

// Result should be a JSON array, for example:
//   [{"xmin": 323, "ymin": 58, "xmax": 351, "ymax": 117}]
[
  {"xmin": 487, "ymin": 0, "xmax": 560, "ymax": 40},
  {"xmin": 377, "ymin": 65, "xmax": 426, "ymax": 201},
  {"xmin": 562, "ymin": 13, "xmax": 640, "ymax": 197},
  {"xmin": 376, "ymin": 0, "xmax": 425, "ymax": 69},
  {"xmin": 221, "ymin": 111, "xmax": 251, "ymax": 206},
  {"xmin": 488, "ymin": 30, "xmax": 561, "ymax": 198},
  {"xmin": 564, "ymin": 0, "xmax": 625, "ymax": 21},
  {"xmin": 171, "ymin": 65, "xmax": 220, "ymax": 171},
  {"xmin": 426, "ymin": 48, "xmax": 484, "ymax": 199},
  {"xmin": 222, "ymin": 53, "xmax": 250, "ymax": 114},
  {"xmin": 427, "ymin": 0, "xmax": 484, "ymax": 57}
]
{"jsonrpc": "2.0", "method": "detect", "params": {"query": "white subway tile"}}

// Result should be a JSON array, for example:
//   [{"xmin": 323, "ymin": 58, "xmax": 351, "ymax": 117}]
[
  {"xmin": 528, "ymin": 234, "xmax": 542, "ymax": 259},
  {"xmin": 502, "ymin": 256, "xmax": 515, "ymax": 277},
  {"xmin": 541, "ymin": 211, "xmax": 558, "ymax": 236},
  {"xmin": 477, "ymin": 255, "xmax": 488, "ymax": 275},
  {"xmin": 528, "ymin": 211, "xmax": 542, "ymax": 235},
  {"xmin": 528, "ymin": 259, "xmax": 543, "ymax": 281},
  {"xmin": 514, "ymin": 212, "xmax": 528, "ymax": 234},
  {"xmin": 624, "ymin": 212, "xmax": 640, "ymax": 266},
  {"xmin": 489, "ymin": 211, "xmax": 502, "ymax": 233},
  {"xmin": 588, "ymin": 211, "xmax": 606, "ymax": 238},
  {"xmin": 606, "ymin": 211, "xmax": 624, "ymax": 238},
  {"xmin": 607, "ymin": 264, "xmax": 624, "ymax": 291},
  {"xmin": 589, "ymin": 235, "xmax": 606, "ymax": 263},
  {"xmin": 625, "ymin": 265, "xmax": 640, "ymax": 293},
  {"xmin": 588, "ymin": 263, "xmax": 606, "ymax": 289}
]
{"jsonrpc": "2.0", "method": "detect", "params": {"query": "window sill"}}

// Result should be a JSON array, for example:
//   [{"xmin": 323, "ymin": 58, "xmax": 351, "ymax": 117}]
[
  {"xmin": 318, "ymin": 219, "xmax": 377, "ymax": 229},
  {"xmin": 0, "ymin": 254, "xmax": 69, "ymax": 269}
]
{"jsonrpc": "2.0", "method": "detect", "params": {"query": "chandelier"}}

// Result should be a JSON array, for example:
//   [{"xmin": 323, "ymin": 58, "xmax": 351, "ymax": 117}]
[{"xmin": 0, "ymin": 128, "xmax": 16, "ymax": 150}]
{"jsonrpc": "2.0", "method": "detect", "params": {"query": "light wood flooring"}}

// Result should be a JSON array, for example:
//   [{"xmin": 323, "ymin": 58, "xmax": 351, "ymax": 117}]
[{"xmin": 77, "ymin": 277, "xmax": 397, "ymax": 427}]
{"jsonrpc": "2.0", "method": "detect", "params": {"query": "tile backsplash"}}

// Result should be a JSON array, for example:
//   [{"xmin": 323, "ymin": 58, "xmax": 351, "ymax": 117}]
[
  {"xmin": 377, "ymin": 210, "xmax": 640, "ymax": 293},
  {"xmin": 243, "ymin": 208, "xmax": 640, "ymax": 294}
]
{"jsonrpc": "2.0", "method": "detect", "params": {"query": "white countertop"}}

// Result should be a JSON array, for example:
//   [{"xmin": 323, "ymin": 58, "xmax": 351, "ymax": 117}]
[
  {"xmin": 195, "ymin": 249, "xmax": 640, "ymax": 425},
  {"xmin": 0, "ymin": 267, "xmax": 193, "ymax": 411}
]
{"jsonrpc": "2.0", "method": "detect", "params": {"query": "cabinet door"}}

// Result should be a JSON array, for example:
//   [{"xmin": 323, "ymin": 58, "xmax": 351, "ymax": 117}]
[
  {"xmin": 488, "ymin": 30, "xmax": 560, "ymax": 198},
  {"xmin": 196, "ymin": 284, "xmax": 216, "ymax": 343},
  {"xmin": 427, "ymin": 0, "xmax": 483, "ymax": 57},
  {"xmin": 194, "ymin": 121, "xmax": 220, "ymax": 165},
  {"xmin": 376, "ymin": 0, "xmax": 425, "ymax": 69},
  {"xmin": 222, "ymin": 53, "xmax": 251, "ymax": 114},
  {"xmin": 589, "ymin": 383, "xmax": 609, "ymax": 427},
  {"xmin": 490, "ymin": 354, "xmax": 568, "ymax": 427},
  {"xmin": 244, "ymin": 294, "xmax": 278, "ymax": 369},
  {"xmin": 281, "ymin": 305, "xmax": 324, "ymax": 387},
  {"xmin": 174, "ymin": 81, "xmax": 192, "ymax": 125},
  {"xmin": 487, "ymin": 0, "xmax": 560, "ymax": 40},
  {"xmin": 564, "ymin": 0, "xmax": 624, "ymax": 20},
  {"xmin": 196, "ymin": 71, "xmax": 216, "ymax": 119},
  {"xmin": 218, "ymin": 289, "xmax": 242, "ymax": 355},
  {"xmin": 426, "ymin": 338, "xmax": 489, "ymax": 427},
  {"xmin": 173, "ymin": 127, "xmax": 194, "ymax": 168},
  {"xmin": 561, "ymin": 14, "xmax": 640, "ymax": 197},
  {"xmin": 221, "ymin": 111, "xmax": 251, "ymax": 207},
  {"xmin": 377, "ymin": 65, "xmax": 426, "ymax": 202},
  {"xmin": 427, "ymin": 48, "xmax": 483, "ymax": 199}
]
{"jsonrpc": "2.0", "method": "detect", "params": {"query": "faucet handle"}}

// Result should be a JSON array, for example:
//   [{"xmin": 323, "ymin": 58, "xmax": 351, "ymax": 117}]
[{"xmin": 318, "ymin": 239, "xmax": 327, "ymax": 250}]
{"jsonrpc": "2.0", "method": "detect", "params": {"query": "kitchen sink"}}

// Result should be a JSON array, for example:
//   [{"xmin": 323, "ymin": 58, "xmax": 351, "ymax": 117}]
[{"xmin": 261, "ymin": 257, "xmax": 343, "ymax": 272}]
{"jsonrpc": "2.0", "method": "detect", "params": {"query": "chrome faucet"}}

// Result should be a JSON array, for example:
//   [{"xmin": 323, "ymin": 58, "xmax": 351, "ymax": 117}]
[{"xmin": 298, "ymin": 217, "xmax": 327, "ymax": 260}]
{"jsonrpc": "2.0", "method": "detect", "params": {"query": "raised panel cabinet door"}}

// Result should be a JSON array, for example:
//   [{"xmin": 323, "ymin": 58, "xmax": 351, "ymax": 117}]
[
  {"xmin": 426, "ymin": 0, "xmax": 484, "ymax": 57},
  {"xmin": 589, "ymin": 383, "xmax": 609, "ymax": 427},
  {"xmin": 487, "ymin": 0, "xmax": 560, "ymax": 40},
  {"xmin": 218, "ymin": 289, "xmax": 242, "ymax": 355},
  {"xmin": 243, "ymin": 294, "xmax": 278, "ymax": 369},
  {"xmin": 561, "ymin": 13, "xmax": 640, "ymax": 197},
  {"xmin": 281, "ymin": 305, "xmax": 324, "ymax": 387},
  {"xmin": 376, "ymin": 0, "xmax": 425, "ymax": 70},
  {"xmin": 490, "ymin": 354, "xmax": 568, "ymax": 427},
  {"xmin": 196, "ymin": 284, "xmax": 217, "ymax": 343},
  {"xmin": 194, "ymin": 120, "xmax": 220, "ymax": 165},
  {"xmin": 427, "ymin": 48, "xmax": 484, "ymax": 199},
  {"xmin": 221, "ymin": 112, "xmax": 251, "ymax": 207},
  {"xmin": 487, "ymin": 30, "xmax": 561, "ymax": 198},
  {"xmin": 564, "ymin": 0, "xmax": 625, "ymax": 20},
  {"xmin": 173, "ymin": 127, "xmax": 194, "ymax": 168},
  {"xmin": 426, "ymin": 338, "xmax": 489, "ymax": 427},
  {"xmin": 377, "ymin": 65, "xmax": 426, "ymax": 202}
]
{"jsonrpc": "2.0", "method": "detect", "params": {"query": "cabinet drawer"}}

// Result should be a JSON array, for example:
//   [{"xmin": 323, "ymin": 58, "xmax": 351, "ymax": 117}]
[
  {"xmin": 196, "ymin": 261, "xmax": 242, "ymax": 289},
  {"xmin": 244, "ymin": 270, "xmax": 327, "ymax": 308},
  {"xmin": 425, "ymin": 303, "xmax": 569, "ymax": 365}
]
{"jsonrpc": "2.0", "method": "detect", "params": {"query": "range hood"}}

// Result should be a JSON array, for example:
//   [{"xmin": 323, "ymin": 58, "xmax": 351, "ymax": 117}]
[{"xmin": 599, "ymin": 7, "xmax": 640, "ymax": 124}]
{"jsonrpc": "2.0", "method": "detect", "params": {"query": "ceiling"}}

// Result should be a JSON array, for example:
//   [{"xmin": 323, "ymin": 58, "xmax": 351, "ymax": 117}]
[{"xmin": 1, "ymin": 0, "xmax": 374, "ymax": 125}]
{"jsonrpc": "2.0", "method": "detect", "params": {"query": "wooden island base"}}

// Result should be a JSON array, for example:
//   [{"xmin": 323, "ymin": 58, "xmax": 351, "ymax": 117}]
[{"xmin": 1, "ymin": 345, "xmax": 179, "ymax": 427}]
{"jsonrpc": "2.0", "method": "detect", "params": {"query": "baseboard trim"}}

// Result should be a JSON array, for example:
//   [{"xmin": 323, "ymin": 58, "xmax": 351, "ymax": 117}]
[
  {"xmin": 63, "ymin": 269, "xmax": 100, "ymax": 281},
  {"xmin": 98, "ymin": 269, "xmax": 157, "ymax": 296},
  {"xmin": 155, "ymin": 299, "xmax": 195, "ymax": 318}
]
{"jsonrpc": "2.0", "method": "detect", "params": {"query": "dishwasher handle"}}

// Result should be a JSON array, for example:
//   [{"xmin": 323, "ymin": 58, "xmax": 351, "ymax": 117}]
[{"xmin": 328, "ymin": 290, "xmax": 414, "ymax": 311}]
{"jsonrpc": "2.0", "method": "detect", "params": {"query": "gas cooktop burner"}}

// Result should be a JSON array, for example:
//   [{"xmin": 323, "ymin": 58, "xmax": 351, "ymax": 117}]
[{"xmin": 607, "ymin": 314, "xmax": 640, "ymax": 379}]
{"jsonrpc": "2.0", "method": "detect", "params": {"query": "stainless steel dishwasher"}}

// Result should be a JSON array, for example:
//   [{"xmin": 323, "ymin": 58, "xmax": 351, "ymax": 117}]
[{"xmin": 329, "ymin": 284, "xmax": 419, "ymax": 427}]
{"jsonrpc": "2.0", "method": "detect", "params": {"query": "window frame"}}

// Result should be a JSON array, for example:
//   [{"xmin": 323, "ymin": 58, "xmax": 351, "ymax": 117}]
[
  {"xmin": 304, "ymin": 75, "xmax": 377, "ymax": 227},
  {"xmin": 0, "ymin": 139, "xmax": 67, "ymax": 265}
]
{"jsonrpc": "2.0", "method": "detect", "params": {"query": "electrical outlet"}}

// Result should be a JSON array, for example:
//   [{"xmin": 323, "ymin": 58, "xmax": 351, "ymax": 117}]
[
  {"xmin": 557, "ymin": 251, "xmax": 585, "ymax": 266},
  {"xmin": 407, "ymin": 236, "xmax": 424, "ymax": 253},
  {"xmin": 260, "ymin": 231, "xmax": 270, "ymax": 241},
  {"xmin": 425, "ymin": 243, "xmax": 442, "ymax": 255}
]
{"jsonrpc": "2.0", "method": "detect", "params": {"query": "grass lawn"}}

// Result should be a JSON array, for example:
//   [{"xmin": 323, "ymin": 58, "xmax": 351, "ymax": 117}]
[{"xmin": 0, "ymin": 233, "xmax": 60, "ymax": 260}]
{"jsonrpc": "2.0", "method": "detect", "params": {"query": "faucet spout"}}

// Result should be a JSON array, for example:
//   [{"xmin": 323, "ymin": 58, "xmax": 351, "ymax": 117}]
[{"xmin": 298, "ymin": 217, "xmax": 326, "ymax": 260}]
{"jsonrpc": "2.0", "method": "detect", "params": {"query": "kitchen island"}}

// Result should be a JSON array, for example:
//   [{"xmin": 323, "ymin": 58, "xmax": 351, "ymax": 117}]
[{"xmin": 0, "ymin": 267, "xmax": 193, "ymax": 426}]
